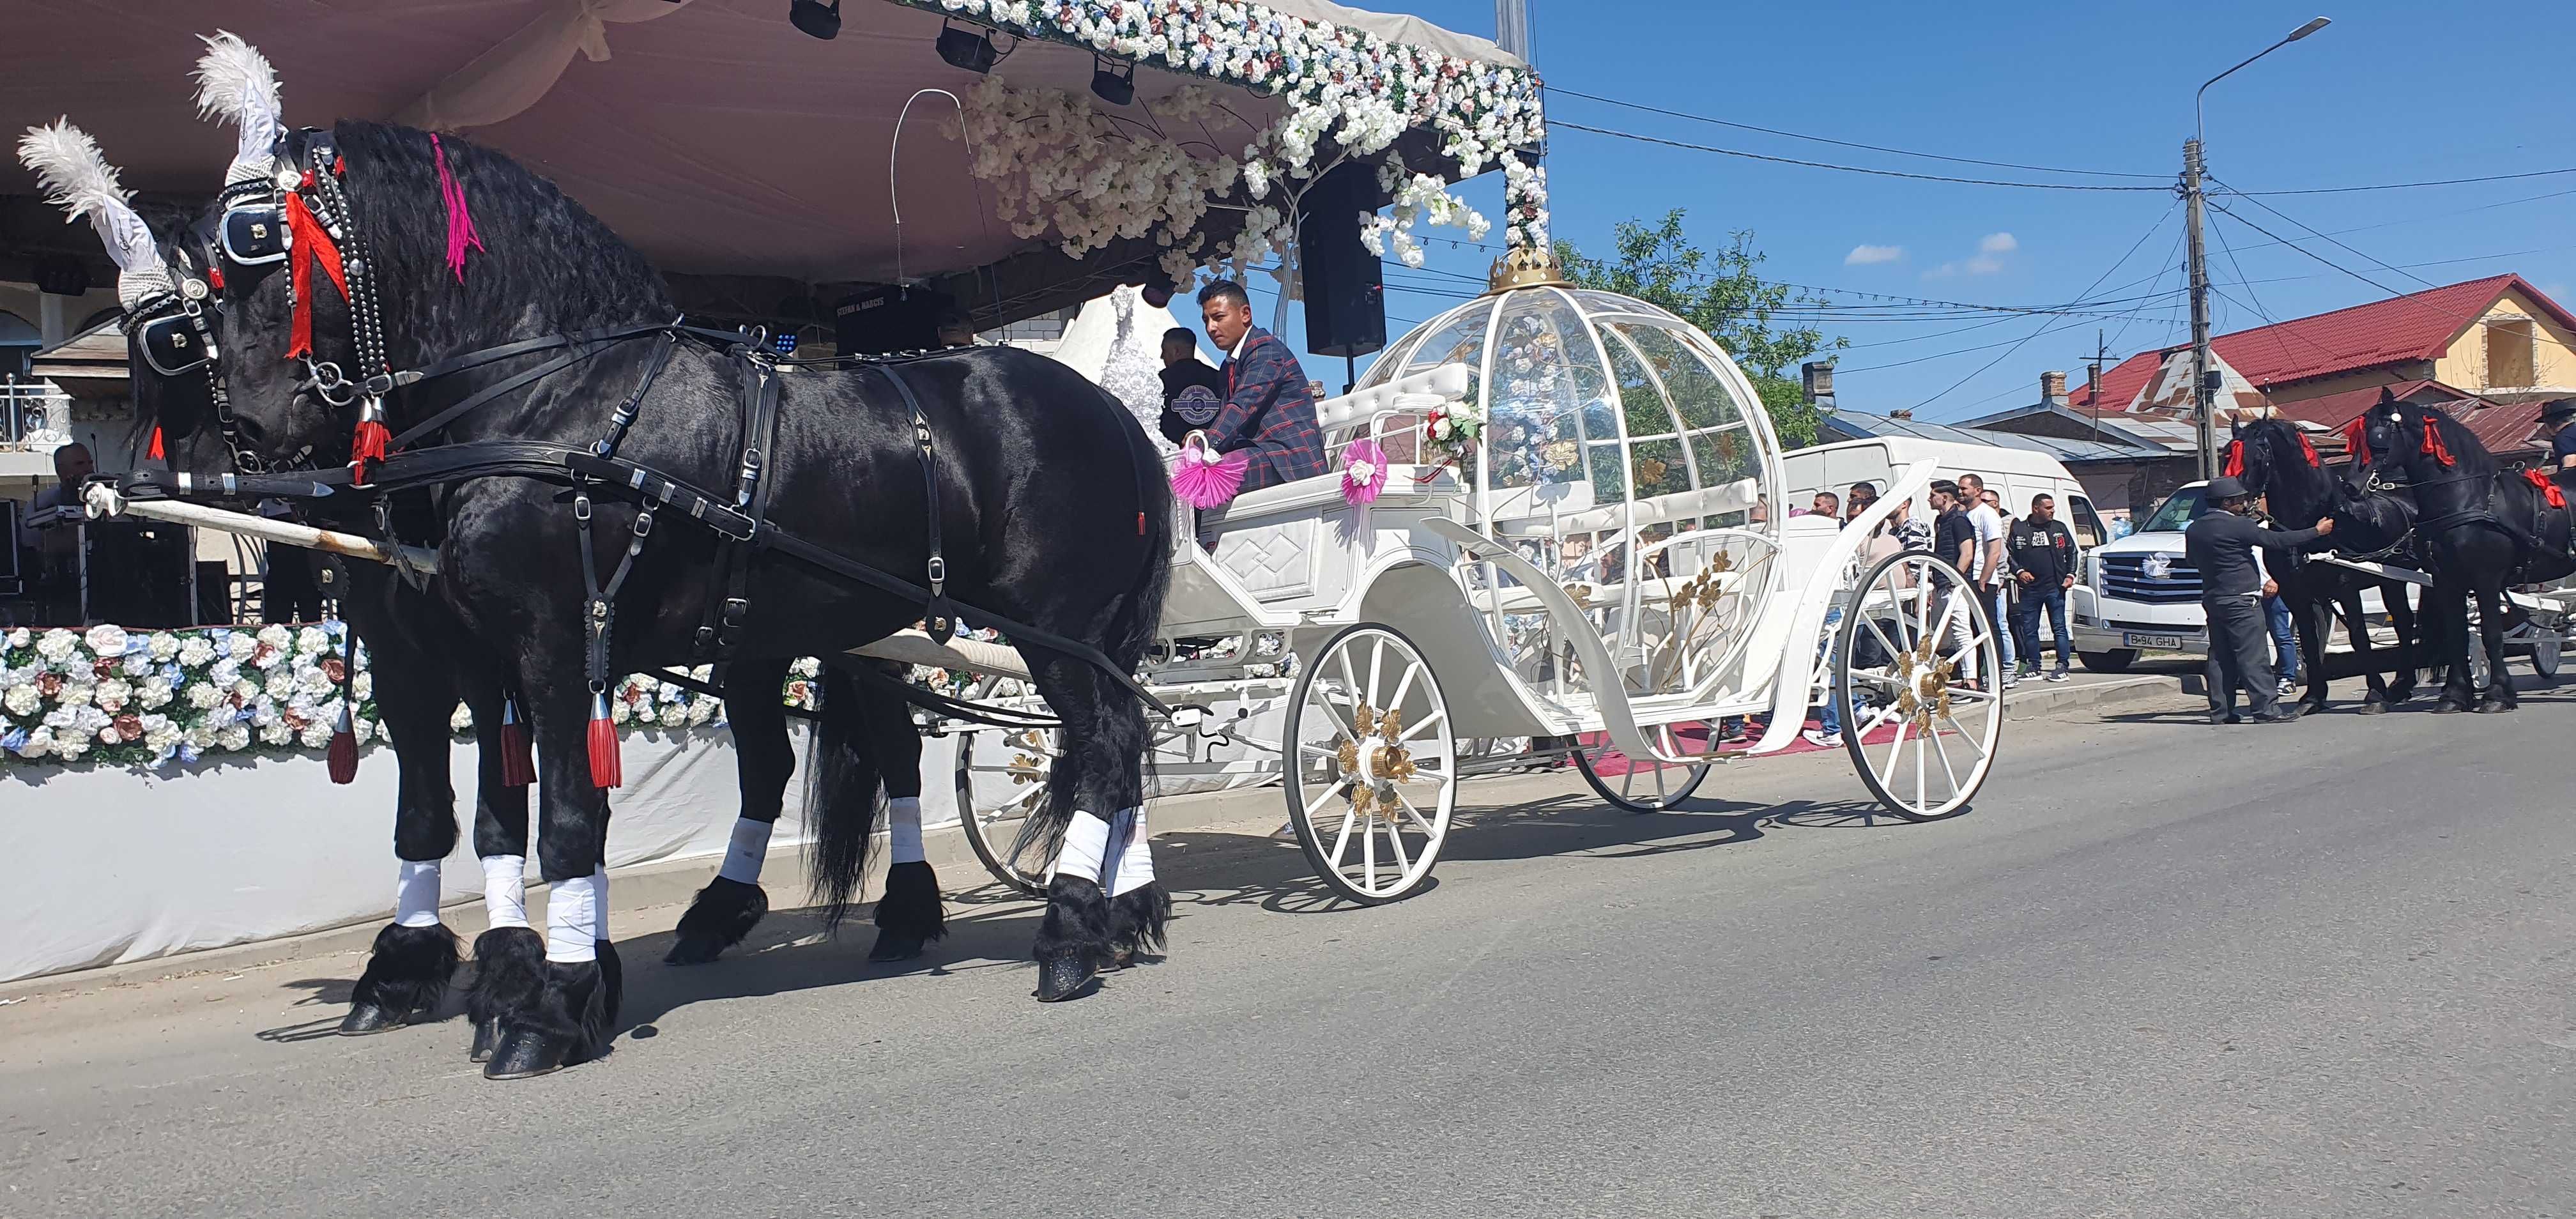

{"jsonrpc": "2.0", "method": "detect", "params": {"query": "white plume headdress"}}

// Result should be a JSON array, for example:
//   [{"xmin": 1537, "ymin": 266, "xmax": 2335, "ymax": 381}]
[
  {"xmin": 15, "ymin": 119, "xmax": 174, "ymax": 310},
  {"xmin": 192, "ymin": 30, "xmax": 284, "ymax": 187}
]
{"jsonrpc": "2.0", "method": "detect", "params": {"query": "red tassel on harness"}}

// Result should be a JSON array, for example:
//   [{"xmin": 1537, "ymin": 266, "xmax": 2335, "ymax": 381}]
[
  {"xmin": 2340, "ymin": 415, "xmax": 2371, "ymax": 464},
  {"xmin": 586, "ymin": 691, "xmax": 622, "ymax": 790},
  {"xmin": 2221, "ymin": 440, "xmax": 2244, "ymax": 479},
  {"xmin": 2296, "ymin": 431, "xmax": 2320, "ymax": 468},
  {"xmin": 148, "ymin": 426, "xmax": 165, "ymax": 462},
  {"xmin": 2525, "ymin": 468, "xmax": 2567, "ymax": 510},
  {"xmin": 498, "ymin": 696, "xmax": 536, "ymax": 788},
  {"xmin": 351, "ymin": 418, "xmax": 391, "ymax": 466},
  {"xmin": 282, "ymin": 191, "xmax": 347, "ymax": 361},
  {"xmin": 2421, "ymin": 418, "xmax": 2455, "ymax": 467},
  {"xmin": 326, "ymin": 705, "xmax": 359, "ymax": 785},
  {"xmin": 204, "ymin": 262, "xmax": 224, "ymax": 291}
]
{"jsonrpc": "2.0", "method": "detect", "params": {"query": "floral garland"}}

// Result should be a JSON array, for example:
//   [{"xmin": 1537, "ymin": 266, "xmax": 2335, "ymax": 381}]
[
  {"xmin": 928, "ymin": 0, "xmax": 1544, "ymax": 285},
  {"xmin": 2, "ymin": 624, "xmax": 993, "ymax": 773}
]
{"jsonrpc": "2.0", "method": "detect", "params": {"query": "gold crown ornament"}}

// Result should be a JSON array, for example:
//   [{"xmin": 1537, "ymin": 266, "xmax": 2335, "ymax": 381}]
[{"xmin": 1485, "ymin": 243, "xmax": 1572, "ymax": 294}]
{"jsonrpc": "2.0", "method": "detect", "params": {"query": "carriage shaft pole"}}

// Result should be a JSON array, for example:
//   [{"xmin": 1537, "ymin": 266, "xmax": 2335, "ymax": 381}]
[{"xmin": 80, "ymin": 486, "xmax": 441, "ymax": 572}]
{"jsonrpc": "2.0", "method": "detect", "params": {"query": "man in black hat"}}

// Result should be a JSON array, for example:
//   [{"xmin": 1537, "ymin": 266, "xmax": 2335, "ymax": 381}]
[
  {"xmin": 2185, "ymin": 476, "xmax": 2334, "ymax": 724},
  {"xmin": 2538, "ymin": 398, "xmax": 2576, "ymax": 471}
]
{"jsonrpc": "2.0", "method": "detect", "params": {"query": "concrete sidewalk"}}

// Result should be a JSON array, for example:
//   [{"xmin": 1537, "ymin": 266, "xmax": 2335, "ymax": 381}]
[{"xmin": 0, "ymin": 671, "xmax": 2178, "ymax": 1004}]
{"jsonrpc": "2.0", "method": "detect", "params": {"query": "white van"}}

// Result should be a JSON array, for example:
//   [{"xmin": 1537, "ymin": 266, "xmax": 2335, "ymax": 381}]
[{"xmin": 1781, "ymin": 435, "xmax": 2106, "ymax": 548}]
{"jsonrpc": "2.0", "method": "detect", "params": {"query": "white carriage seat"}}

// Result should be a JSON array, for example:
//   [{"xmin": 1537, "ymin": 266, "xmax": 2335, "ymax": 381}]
[{"xmin": 1197, "ymin": 364, "xmax": 1475, "ymax": 601}]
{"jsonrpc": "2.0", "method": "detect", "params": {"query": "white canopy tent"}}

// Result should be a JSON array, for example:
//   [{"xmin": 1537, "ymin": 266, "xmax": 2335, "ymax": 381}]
[{"xmin": 1, "ymin": 0, "xmax": 1537, "ymax": 333}]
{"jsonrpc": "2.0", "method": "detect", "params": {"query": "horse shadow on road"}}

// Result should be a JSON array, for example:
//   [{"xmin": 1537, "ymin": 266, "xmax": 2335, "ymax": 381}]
[{"xmin": 253, "ymin": 785, "xmax": 1956, "ymax": 1050}]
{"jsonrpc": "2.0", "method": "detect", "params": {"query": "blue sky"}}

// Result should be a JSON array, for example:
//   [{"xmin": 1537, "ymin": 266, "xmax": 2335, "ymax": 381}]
[{"xmin": 1253, "ymin": 0, "xmax": 2576, "ymax": 421}]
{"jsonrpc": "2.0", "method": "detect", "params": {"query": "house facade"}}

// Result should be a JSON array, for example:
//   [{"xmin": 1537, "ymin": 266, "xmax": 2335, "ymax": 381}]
[{"xmin": 2065, "ymin": 274, "xmax": 2576, "ymax": 460}]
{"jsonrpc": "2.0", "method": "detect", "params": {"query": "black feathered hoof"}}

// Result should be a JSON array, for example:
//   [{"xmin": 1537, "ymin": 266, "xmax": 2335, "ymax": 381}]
[
  {"xmin": 2477, "ymin": 699, "xmax": 2517, "ymax": 714},
  {"xmin": 466, "ymin": 925, "xmax": 544, "ymax": 1060},
  {"xmin": 2357, "ymin": 698, "xmax": 2390, "ymax": 715},
  {"xmin": 338, "ymin": 1001, "xmax": 419, "ymax": 1036},
  {"xmin": 1031, "ymin": 874, "xmax": 1111, "ymax": 1001},
  {"xmin": 1107, "ymin": 883, "xmax": 1172, "ymax": 967},
  {"xmin": 482, "ymin": 1027, "xmax": 576, "ymax": 1079},
  {"xmin": 664, "ymin": 877, "xmax": 769, "ymax": 965},
  {"xmin": 2433, "ymin": 700, "xmax": 2469, "ymax": 714},
  {"xmin": 868, "ymin": 930, "xmax": 927, "ymax": 962},
  {"xmin": 869, "ymin": 861, "xmax": 946, "ymax": 963},
  {"xmin": 341, "ymin": 921, "xmax": 460, "ymax": 1035},
  {"xmin": 484, "ymin": 954, "xmax": 616, "ymax": 1080},
  {"xmin": 1032, "ymin": 951, "xmax": 1099, "ymax": 1002}
]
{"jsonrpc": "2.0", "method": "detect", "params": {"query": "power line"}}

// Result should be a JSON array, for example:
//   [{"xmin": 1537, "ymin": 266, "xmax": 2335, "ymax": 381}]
[
  {"xmin": 1548, "ymin": 121, "xmax": 2174, "ymax": 192},
  {"xmin": 2229, "ymin": 167, "xmax": 2576, "ymax": 196},
  {"xmin": 1547, "ymin": 87, "xmax": 2166, "ymax": 181}
]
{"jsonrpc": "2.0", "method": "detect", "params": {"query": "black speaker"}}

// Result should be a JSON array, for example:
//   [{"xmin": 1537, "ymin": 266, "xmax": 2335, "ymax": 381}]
[
  {"xmin": 833, "ymin": 286, "xmax": 948, "ymax": 356},
  {"xmin": 1297, "ymin": 161, "xmax": 1385, "ymax": 359}
]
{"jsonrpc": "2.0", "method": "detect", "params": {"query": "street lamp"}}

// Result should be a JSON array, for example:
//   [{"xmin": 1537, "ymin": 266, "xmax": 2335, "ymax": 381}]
[{"xmin": 2184, "ymin": 16, "xmax": 2331, "ymax": 479}]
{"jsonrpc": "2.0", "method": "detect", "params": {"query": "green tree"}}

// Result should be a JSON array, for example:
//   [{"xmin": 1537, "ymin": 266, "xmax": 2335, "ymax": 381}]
[{"xmin": 1555, "ymin": 210, "xmax": 1848, "ymax": 448}]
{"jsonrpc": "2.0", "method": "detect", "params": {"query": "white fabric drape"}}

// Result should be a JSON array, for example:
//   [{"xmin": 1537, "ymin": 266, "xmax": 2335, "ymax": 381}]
[{"xmin": 394, "ymin": 0, "xmax": 700, "ymax": 132}]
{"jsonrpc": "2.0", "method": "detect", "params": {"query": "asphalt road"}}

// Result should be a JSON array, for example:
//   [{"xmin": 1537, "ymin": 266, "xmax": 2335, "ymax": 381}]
[{"xmin": 5, "ymin": 686, "xmax": 2572, "ymax": 1219}]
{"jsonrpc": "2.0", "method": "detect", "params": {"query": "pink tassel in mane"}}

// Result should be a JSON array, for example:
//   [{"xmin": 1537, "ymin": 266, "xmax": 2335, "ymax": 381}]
[{"xmin": 431, "ymin": 134, "xmax": 483, "ymax": 283}]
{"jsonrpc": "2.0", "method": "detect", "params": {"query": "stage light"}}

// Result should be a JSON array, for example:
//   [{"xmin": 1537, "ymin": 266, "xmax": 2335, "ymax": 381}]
[
  {"xmin": 789, "ymin": 0, "xmax": 840, "ymax": 40},
  {"xmin": 937, "ymin": 20, "xmax": 999, "ymax": 73},
  {"xmin": 1091, "ymin": 55, "xmax": 1135, "ymax": 106}
]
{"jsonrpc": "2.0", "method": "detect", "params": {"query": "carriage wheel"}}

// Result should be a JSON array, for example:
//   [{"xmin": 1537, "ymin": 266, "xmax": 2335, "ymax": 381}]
[
  {"xmin": 1572, "ymin": 723, "xmax": 1717, "ymax": 811},
  {"xmin": 951, "ymin": 723, "xmax": 1054, "ymax": 898},
  {"xmin": 1282, "ymin": 624, "xmax": 1458, "ymax": 905},
  {"xmin": 1835, "ymin": 552, "xmax": 2004, "ymax": 822}
]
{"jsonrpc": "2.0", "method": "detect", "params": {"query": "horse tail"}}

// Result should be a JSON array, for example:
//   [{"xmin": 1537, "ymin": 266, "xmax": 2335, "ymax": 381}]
[{"xmin": 805, "ymin": 663, "xmax": 888, "ymax": 930}]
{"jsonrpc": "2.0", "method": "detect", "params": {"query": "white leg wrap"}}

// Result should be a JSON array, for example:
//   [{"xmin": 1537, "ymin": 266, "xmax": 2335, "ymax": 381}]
[
  {"xmin": 394, "ymin": 860, "xmax": 442, "ymax": 928},
  {"xmin": 480, "ymin": 855, "xmax": 528, "ymax": 929},
  {"xmin": 1107, "ymin": 807, "xmax": 1155, "ymax": 898},
  {"xmin": 593, "ymin": 866, "xmax": 609, "ymax": 946},
  {"xmin": 1046, "ymin": 810, "xmax": 1112, "ymax": 884},
  {"xmin": 717, "ymin": 816, "xmax": 774, "ymax": 884},
  {"xmin": 545, "ymin": 874, "xmax": 599, "ymax": 963},
  {"xmin": 888, "ymin": 796, "xmax": 925, "ymax": 864}
]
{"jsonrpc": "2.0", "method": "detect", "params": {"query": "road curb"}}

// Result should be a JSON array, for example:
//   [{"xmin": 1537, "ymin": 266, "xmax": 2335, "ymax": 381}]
[{"xmin": 2000, "ymin": 674, "xmax": 2182, "ymax": 717}]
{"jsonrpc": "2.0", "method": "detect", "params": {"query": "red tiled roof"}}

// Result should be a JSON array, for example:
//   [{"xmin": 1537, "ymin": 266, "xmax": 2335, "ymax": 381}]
[
  {"xmin": 2460, "ymin": 399, "xmax": 2545, "ymax": 456},
  {"xmin": 2274, "ymin": 379, "xmax": 2462, "ymax": 429},
  {"xmin": 2067, "ymin": 275, "xmax": 2574, "ymax": 411}
]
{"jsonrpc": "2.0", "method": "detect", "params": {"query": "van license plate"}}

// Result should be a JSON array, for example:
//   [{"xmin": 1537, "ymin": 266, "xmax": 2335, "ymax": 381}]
[{"xmin": 2124, "ymin": 632, "xmax": 2186, "ymax": 650}]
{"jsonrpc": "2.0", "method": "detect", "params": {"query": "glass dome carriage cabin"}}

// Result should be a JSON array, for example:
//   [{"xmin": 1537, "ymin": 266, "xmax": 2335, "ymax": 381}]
[{"xmin": 1343, "ymin": 247, "xmax": 1791, "ymax": 782}]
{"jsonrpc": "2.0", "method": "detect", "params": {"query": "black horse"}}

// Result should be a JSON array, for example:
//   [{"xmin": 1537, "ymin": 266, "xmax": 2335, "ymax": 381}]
[
  {"xmin": 136, "ymin": 217, "xmax": 949, "ymax": 1065},
  {"xmin": 158, "ymin": 117, "xmax": 1173, "ymax": 1074},
  {"xmin": 2354, "ymin": 394, "xmax": 2576, "ymax": 712},
  {"xmin": 2221, "ymin": 416, "xmax": 2421, "ymax": 714}
]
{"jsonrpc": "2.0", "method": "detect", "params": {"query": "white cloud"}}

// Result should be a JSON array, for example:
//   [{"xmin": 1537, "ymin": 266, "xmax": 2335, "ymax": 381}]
[
  {"xmin": 1964, "ymin": 254, "xmax": 2005, "ymax": 276},
  {"xmin": 1844, "ymin": 243, "xmax": 1905, "ymax": 266},
  {"xmin": 1978, "ymin": 232, "xmax": 2018, "ymax": 255}
]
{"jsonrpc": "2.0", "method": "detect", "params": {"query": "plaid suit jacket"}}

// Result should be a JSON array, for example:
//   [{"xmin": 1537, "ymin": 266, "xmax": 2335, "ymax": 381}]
[{"xmin": 1209, "ymin": 327, "xmax": 1327, "ymax": 491}]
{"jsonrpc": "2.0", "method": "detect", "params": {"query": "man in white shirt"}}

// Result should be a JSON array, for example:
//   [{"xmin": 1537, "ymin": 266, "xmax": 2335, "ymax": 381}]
[{"xmin": 1956, "ymin": 473, "xmax": 2016, "ymax": 682}]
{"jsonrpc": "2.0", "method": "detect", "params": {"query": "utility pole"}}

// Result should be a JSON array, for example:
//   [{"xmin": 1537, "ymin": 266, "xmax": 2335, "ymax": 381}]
[
  {"xmin": 1495, "ymin": 0, "xmax": 1531, "ymax": 61},
  {"xmin": 2186, "ymin": 17, "xmax": 2331, "ymax": 482},
  {"xmin": 2183, "ymin": 137, "xmax": 2216, "ymax": 480},
  {"xmin": 2089, "ymin": 329, "xmax": 2106, "ymax": 438}
]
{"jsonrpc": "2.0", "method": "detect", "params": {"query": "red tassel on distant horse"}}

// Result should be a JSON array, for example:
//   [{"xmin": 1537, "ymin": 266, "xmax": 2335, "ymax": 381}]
[
  {"xmin": 2340, "ymin": 415, "xmax": 2370, "ymax": 463},
  {"xmin": 2421, "ymin": 418, "xmax": 2455, "ymax": 467},
  {"xmin": 586, "ymin": 691, "xmax": 622, "ymax": 789},
  {"xmin": 498, "ymin": 696, "xmax": 536, "ymax": 788},
  {"xmin": 2221, "ymin": 440, "xmax": 2244, "ymax": 479},
  {"xmin": 2296, "ymin": 431, "xmax": 2320, "ymax": 468},
  {"xmin": 326, "ymin": 706, "xmax": 359, "ymax": 785},
  {"xmin": 2525, "ymin": 468, "xmax": 2567, "ymax": 509},
  {"xmin": 148, "ymin": 426, "xmax": 165, "ymax": 462}
]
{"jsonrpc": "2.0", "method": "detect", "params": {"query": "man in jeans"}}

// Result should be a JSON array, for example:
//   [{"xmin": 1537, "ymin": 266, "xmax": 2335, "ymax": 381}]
[
  {"xmin": 1956, "ymin": 473, "xmax": 2012, "ymax": 683},
  {"xmin": 2009, "ymin": 493, "xmax": 2078, "ymax": 681}
]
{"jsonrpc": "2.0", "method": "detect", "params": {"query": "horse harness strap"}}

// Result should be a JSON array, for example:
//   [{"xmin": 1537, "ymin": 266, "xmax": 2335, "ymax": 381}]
[
  {"xmin": 696, "ymin": 352, "xmax": 783, "ymax": 662},
  {"xmin": 871, "ymin": 365, "xmax": 955, "ymax": 645}
]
